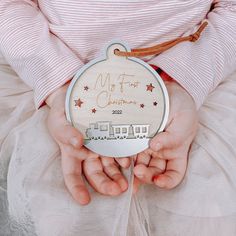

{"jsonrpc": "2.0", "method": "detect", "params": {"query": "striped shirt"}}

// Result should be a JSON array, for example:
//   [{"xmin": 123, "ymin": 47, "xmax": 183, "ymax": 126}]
[{"xmin": 0, "ymin": 0, "xmax": 236, "ymax": 109}]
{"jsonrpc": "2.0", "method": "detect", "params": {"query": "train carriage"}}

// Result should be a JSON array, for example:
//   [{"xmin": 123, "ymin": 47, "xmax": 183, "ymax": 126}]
[
  {"xmin": 111, "ymin": 124, "xmax": 130, "ymax": 139},
  {"xmin": 132, "ymin": 124, "xmax": 150, "ymax": 138}
]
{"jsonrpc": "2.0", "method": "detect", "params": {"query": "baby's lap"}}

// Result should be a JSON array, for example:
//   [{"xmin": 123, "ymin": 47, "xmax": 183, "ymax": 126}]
[{"xmin": 4, "ymin": 71, "xmax": 236, "ymax": 234}]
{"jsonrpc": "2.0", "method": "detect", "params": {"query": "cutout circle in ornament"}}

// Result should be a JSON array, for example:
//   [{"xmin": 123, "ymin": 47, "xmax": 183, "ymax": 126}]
[{"xmin": 65, "ymin": 41, "xmax": 169, "ymax": 158}]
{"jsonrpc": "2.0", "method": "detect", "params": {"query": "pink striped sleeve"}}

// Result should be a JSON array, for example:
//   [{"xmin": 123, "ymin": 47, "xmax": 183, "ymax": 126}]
[
  {"xmin": 0, "ymin": 0, "xmax": 82, "ymax": 109},
  {"xmin": 149, "ymin": 0, "xmax": 236, "ymax": 109}
]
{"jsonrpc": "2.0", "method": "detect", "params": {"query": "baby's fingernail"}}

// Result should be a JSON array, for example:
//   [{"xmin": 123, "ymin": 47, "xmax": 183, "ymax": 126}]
[
  {"xmin": 70, "ymin": 137, "xmax": 79, "ymax": 147},
  {"xmin": 155, "ymin": 143, "xmax": 162, "ymax": 151}
]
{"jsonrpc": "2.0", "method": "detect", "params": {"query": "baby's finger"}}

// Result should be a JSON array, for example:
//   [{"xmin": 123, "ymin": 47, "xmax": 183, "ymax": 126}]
[
  {"xmin": 62, "ymin": 145, "xmax": 98, "ymax": 161},
  {"xmin": 83, "ymin": 157, "xmax": 122, "ymax": 196},
  {"xmin": 101, "ymin": 157, "xmax": 128, "ymax": 192},
  {"xmin": 61, "ymin": 151, "xmax": 90, "ymax": 205},
  {"xmin": 149, "ymin": 148, "xmax": 182, "ymax": 160},
  {"xmin": 150, "ymin": 131, "xmax": 181, "ymax": 152},
  {"xmin": 57, "ymin": 123, "xmax": 84, "ymax": 148},
  {"xmin": 134, "ymin": 163, "xmax": 165, "ymax": 184},
  {"xmin": 153, "ymin": 157, "xmax": 187, "ymax": 189},
  {"xmin": 115, "ymin": 157, "xmax": 131, "ymax": 169},
  {"xmin": 149, "ymin": 157, "xmax": 166, "ymax": 172},
  {"xmin": 135, "ymin": 150, "xmax": 151, "ymax": 166},
  {"xmin": 48, "ymin": 110, "xmax": 84, "ymax": 149}
]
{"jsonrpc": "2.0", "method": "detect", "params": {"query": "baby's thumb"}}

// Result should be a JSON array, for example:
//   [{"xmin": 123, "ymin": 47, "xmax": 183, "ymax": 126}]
[
  {"xmin": 150, "ymin": 131, "xmax": 180, "ymax": 151},
  {"xmin": 55, "ymin": 122, "xmax": 84, "ymax": 148}
]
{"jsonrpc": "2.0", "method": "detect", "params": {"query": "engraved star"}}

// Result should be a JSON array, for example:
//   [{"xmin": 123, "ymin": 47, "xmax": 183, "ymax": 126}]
[
  {"xmin": 153, "ymin": 101, "xmax": 158, "ymax": 106},
  {"xmin": 146, "ymin": 83, "xmax": 155, "ymax": 92},
  {"xmin": 140, "ymin": 104, "xmax": 145, "ymax": 108},
  {"xmin": 84, "ymin": 86, "xmax": 89, "ymax": 91},
  {"xmin": 92, "ymin": 108, "xmax": 97, "ymax": 113},
  {"xmin": 74, "ymin": 98, "xmax": 83, "ymax": 108}
]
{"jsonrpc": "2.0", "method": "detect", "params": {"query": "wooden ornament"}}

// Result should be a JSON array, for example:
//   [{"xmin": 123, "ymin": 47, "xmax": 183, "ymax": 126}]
[{"xmin": 65, "ymin": 41, "xmax": 169, "ymax": 158}]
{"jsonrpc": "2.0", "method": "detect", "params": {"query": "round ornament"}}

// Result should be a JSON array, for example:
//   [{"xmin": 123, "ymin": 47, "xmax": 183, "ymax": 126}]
[{"xmin": 65, "ymin": 41, "xmax": 169, "ymax": 158}]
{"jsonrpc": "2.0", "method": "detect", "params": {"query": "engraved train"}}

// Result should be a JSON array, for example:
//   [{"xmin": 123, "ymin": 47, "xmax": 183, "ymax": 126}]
[{"xmin": 86, "ymin": 121, "xmax": 150, "ymax": 140}]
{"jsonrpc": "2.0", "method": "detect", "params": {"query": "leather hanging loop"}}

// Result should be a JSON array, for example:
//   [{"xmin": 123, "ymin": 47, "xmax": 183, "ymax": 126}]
[{"xmin": 114, "ymin": 21, "xmax": 208, "ymax": 57}]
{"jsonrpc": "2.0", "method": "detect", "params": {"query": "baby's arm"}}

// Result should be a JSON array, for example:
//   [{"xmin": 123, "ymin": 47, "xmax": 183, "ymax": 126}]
[
  {"xmin": 0, "ymin": 1, "xmax": 130, "ymax": 204},
  {"xmin": 149, "ymin": 0, "xmax": 236, "ymax": 109},
  {"xmin": 0, "ymin": 0, "xmax": 81, "ymax": 108},
  {"xmin": 134, "ymin": 1, "xmax": 236, "ymax": 191}
]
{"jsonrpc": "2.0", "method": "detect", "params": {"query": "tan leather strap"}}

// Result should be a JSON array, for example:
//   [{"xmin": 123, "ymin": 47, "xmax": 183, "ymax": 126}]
[{"xmin": 114, "ymin": 21, "xmax": 208, "ymax": 57}]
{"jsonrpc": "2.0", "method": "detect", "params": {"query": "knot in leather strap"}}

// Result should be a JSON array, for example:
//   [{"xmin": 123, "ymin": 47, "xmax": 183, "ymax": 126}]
[
  {"xmin": 115, "ymin": 21, "xmax": 208, "ymax": 57},
  {"xmin": 189, "ymin": 31, "xmax": 201, "ymax": 42}
]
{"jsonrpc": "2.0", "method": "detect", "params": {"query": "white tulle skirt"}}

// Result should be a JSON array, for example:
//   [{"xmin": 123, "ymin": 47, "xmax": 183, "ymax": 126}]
[{"xmin": 1, "ymin": 54, "xmax": 236, "ymax": 236}]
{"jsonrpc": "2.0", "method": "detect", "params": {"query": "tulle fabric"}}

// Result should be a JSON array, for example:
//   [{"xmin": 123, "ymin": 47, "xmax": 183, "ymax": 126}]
[{"xmin": 1, "ymin": 53, "xmax": 236, "ymax": 236}]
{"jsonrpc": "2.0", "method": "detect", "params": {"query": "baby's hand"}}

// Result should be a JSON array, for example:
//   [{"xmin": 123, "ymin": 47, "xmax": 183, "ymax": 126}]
[
  {"xmin": 133, "ymin": 81, "xmax": 198, "ymax": 191},
  {"xmin": 46, "ymin": 84, "xmax": 130, "ymax": 205}
]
